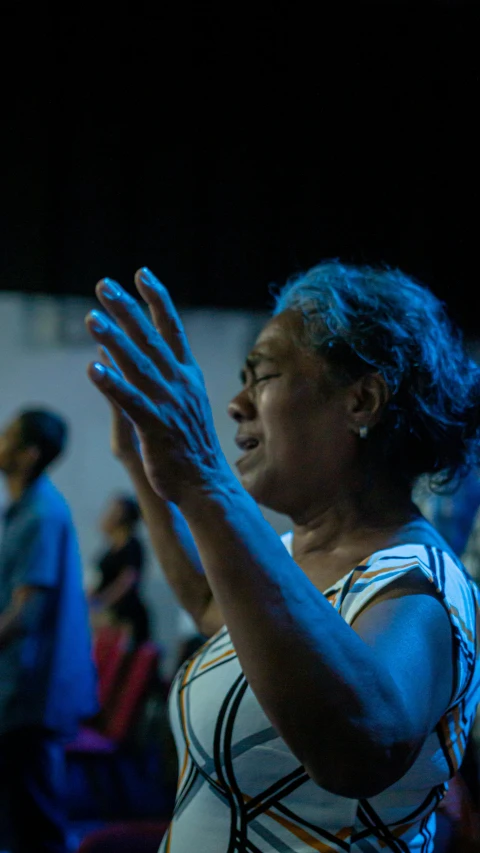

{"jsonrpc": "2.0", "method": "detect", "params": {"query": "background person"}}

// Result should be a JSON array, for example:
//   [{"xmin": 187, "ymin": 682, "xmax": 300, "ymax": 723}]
[
  {"xmin": 89, "ymin": 493, "xmax": 150, "ymax": 646},
  {"xmin": 0, "ymin": 408, "xmax": 98, "ymax": 853}
]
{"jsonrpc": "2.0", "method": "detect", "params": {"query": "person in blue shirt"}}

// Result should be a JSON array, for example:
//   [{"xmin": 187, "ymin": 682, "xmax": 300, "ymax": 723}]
[{"xmin": 0, "ymin": 408, "xmax": 98, "ymax": 853}]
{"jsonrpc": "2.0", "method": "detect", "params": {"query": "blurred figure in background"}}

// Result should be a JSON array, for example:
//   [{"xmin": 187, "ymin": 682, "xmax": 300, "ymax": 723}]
[
  {"xmin": 0, "ymin": 408, "xmax": 98, "ymax": 853},
  {"xmin": 414, "ymin": 467, "xmax": 480, "ymax": 558},
  {"xmin": 89, "ymin": 493, "xmax": 151, "ymax": 645}
]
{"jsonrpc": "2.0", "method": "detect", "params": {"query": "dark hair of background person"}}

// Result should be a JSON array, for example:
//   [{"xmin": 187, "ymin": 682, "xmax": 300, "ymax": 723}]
[
  {"xmin": 17, "ymin": 409, "xmax": 68, "ymax": 481},
  {"xmin": 117, "ymin": 495, "xmax": 142, "ymax": 527}
]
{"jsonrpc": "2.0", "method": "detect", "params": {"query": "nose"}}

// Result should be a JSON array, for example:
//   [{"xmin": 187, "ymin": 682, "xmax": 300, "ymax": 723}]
[{"xmin": 227, "ymin": 389, "xmax": 256, "ymax": 423}]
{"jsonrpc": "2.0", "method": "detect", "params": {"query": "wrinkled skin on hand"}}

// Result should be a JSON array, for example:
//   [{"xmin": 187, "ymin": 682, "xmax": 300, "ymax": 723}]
[{"xmin": 85, "ymin": 268, "xmax": 232, "ymax": 506}]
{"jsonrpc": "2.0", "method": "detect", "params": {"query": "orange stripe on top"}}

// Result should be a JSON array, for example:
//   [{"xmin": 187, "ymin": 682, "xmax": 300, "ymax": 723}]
[
  {"xmin": 330, "ymin": 591, "xmax": 342, "ymax": 608},
  {"xmin": 439, "ymin": 715, "xmax": 459, "ymax": 774},
  {"xmin": 178, "ymin": 657, "xmax": 197, "ymax": 787},
  {"xmin": 199, "ymin": 649, "xmax": 236, "ymax": 671},
  {"xmin": 448, "ymin": 603, "xmax": 474, "ymax": 644},
  {"xmin": 360, "ymin": 561, "xmax": 420, "ymax": 580},
  {"xmin": 453, "ymin": 704, "xmax": 463, "ymax": 742}
]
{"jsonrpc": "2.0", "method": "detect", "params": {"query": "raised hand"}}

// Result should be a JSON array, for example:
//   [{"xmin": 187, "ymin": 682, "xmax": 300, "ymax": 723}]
[{"xmin": 85, "ymin": 268, "xmax": 232, "ymax": 506}]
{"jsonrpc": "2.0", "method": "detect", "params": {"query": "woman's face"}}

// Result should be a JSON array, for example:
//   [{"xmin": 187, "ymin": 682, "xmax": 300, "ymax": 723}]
[
  {"xmin": 100, "ymin": 499, "xmax": 126, "ymax": 536},
  {"xmin": 227, "ymin": 310, "xmax": 359, "ymax": 520}
]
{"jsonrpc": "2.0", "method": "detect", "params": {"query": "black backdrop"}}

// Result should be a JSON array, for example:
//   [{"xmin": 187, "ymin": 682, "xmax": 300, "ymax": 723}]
[{"xmin": 1, "ymin": 4, "xmax": 478, "ymax": 333}]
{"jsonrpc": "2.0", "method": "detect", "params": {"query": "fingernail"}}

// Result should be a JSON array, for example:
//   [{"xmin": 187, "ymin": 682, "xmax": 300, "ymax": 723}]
[
  {"xmin": 101, "ymin": 278, "xmax": 123, "ymax": 300},
  {"xmin": 139, "ymin": 267, "xmax": 156, "ymax": 287},
  {"xmin": 89, "ymin": 310, "xmax": 109, "ymax": 333},
  {"xmin": 91, "ymin": 363, "xmax": 106, "ymax": 381}
]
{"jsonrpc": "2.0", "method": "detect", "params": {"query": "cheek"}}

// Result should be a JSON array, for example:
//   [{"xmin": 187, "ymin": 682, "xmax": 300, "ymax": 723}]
[
  {"xmin": 265, "ymin": 402, "xmax": 346, "ymax": 465},
  {"xmin": 262, "ymin": 413, "xmax": 310, "ymax": 467}
]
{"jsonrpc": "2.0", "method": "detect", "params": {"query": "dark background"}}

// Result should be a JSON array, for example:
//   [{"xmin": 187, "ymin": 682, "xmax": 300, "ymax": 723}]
[{"xmin": 1, "ymin": 3, "xmax": 478, "ymax": 332}]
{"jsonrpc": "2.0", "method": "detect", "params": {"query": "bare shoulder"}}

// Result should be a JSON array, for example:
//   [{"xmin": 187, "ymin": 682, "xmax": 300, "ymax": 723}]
[
  {"xmin": 351, "ymin": 567, "xmax": 455, "ymax": 734},
  {"xmin": 351, "ymin": 566, "xmax": 453, "ymax": 642}
]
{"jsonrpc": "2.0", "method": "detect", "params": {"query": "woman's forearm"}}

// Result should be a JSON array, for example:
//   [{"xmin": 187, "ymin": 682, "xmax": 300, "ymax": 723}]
[{"xmin": 122, "ymin": 453, "xmax": 222, "ymax": 634}]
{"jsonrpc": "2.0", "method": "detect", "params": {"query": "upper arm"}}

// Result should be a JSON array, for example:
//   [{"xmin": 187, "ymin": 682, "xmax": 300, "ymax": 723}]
[
  {"xmin": 11, "ymin": 585, "xmax": 43, "ymax": 607},
  {"xmin": 352, "ymin": 569, "xmax": 455, "ymax": 745},
  {"xmin": 8, "ymin": 584, "xmax": 52, "ymax": 635},
  {"xmin": 112, "ymin": 566, "xmax": 138, "ymax": 588},
  {"xmin": 12, "ymin": 514, "xmax": 62, "ymax": 590}
]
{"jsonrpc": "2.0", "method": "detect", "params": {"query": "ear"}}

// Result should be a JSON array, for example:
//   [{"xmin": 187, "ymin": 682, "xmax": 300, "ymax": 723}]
[
  {"xmin": 20, "ymin": 445, "xmax": 41, "ymax": 475},
  {"xmin": 345, "ymin": 372, "xmax": 390, "ymax": 437}
]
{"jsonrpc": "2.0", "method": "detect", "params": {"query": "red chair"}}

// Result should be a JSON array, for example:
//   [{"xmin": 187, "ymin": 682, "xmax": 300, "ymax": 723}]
[
  {"xmin": 104, "ymin": 642, "xmax": 160, "ymax": 742},
  {"xmin": 77, "ymin": 820, "xmax": 170, "ymax": 852},
  {"xmin": 67, "ymin": 642, "xmax": 161, "ymax": 818},
  {"xmin": 93, "ymin": 624, "xmax": 131, "ymax": 708}
]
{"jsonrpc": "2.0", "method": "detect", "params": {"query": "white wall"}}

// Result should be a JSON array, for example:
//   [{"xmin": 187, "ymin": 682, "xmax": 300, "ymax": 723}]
[{"xmin": 0, "ymin": 294, "xmax": 290, "ymax": 675}]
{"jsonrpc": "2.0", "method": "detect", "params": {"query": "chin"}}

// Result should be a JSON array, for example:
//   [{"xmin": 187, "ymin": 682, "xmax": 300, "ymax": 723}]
[
  {"xmin": 238, "ymin": 472, "xmax": 282, "ymax": 513},
  {"xmin": 239, "ymin": 472, "xmax": 263, "ymax": 501}
]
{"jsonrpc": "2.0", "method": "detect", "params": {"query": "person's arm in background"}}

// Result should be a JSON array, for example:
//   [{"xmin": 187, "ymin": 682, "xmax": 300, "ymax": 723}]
[
  {"xmin": 90, "ymin": 566, "xmax": 138, "ymax": 609},
  {"xmin": 0, "ymin": 586, "xmax": 47, "ymax": 648},
  {"xmin": 90, "ymin": 537, "xmax": 143, "ymax": 610},
  {"xmin": 102, "ymin": 360, "xmax": 223, "ymax": 637},
  {"xmin": 0, "ymin": 512, "xmax": 59, "ymax": 648}
]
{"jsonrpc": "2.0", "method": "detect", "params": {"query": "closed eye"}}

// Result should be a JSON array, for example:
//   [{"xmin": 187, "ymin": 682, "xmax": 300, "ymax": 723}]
[{"xmin": 253, "ymin": 373, "xmax": 281, "ymax": 385}]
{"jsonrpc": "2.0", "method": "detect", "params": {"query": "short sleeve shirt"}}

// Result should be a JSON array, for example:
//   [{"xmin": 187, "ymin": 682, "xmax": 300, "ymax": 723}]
[{"xmin": 0, "ymin": 475, "xmax": 99, "ymax": 736}]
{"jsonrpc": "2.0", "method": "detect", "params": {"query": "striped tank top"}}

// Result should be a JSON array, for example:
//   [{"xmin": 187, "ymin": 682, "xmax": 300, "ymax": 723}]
[{"xmin": 159, "ymin": 535, "xmax": 480, "ymax": 852}]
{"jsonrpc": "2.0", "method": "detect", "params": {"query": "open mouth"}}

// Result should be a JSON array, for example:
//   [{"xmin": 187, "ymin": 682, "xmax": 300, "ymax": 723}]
[
  {"xmin": 235, "ymin": 435, "xmax": 260, "ymax": 452},
  {"xmin": 234, "ymin": 435, "xmax": 260, "ymax": 468}
]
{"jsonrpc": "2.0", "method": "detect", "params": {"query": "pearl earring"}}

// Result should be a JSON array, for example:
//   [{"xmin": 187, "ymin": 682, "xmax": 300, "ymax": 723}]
[{"xmin": 359, "ymin": 425, "xmax": 368, "ymax": 439}]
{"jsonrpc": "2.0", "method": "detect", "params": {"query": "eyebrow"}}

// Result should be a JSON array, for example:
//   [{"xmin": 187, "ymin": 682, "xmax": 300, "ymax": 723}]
[{"xmin": 239, "ymin": 352, "xmax": 279, "ymax": 384}]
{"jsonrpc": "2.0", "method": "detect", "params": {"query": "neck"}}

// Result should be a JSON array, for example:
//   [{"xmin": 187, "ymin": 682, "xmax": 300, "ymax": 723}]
[
  {"xmin": 5, "ymin": 472, "xmax": 33, "ymax": 503},
  {"xmin": 291, "ymin": 476, "xmax": 419, "ymax": 566},
  {"xmin": 109, "ymin": 527, "xmax": 132, "ymax": 549}
]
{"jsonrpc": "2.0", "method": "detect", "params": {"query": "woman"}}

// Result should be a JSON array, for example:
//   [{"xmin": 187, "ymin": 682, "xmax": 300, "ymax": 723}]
[
  {"xmin": 89, "ymin": 493, "xmax": 150, "ymax": 645},
  {"xmin": 85, "ymin": 262, "xmax": 480, "ymax": 852}
]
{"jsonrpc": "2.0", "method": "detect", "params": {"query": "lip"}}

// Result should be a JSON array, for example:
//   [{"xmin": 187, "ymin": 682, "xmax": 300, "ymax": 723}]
[
  {"xmin": 235, "ymin": 434, "xmax": 260, "ymax": 451},
  {"xmin": 234, "ymin": 441, "xmax": 261, "ymax": 470}
]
